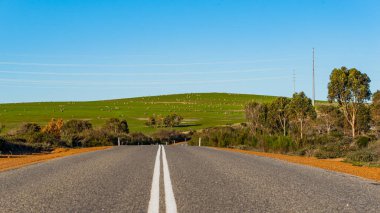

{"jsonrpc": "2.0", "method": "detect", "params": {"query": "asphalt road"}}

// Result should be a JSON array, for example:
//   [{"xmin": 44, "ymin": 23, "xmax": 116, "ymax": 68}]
[{"xmin": 0, "ymin": 145, "xmax": 379, "ymax": 213}]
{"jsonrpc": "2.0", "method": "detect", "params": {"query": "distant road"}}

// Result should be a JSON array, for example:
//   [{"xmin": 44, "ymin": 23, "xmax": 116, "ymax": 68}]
[{"xmin": 1, "ymin": 146, "xmax": 379, "ymax": 212}]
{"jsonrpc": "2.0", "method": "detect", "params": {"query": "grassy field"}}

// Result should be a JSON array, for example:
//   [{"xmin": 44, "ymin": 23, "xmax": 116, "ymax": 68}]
[{"xmin": 0, "ymin": 93, "xmax": 277, "ymax": 134}]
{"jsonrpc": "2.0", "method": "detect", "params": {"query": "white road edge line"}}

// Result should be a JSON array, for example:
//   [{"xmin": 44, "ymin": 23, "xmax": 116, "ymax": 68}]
[
  {"xmin": 148, "ymin": 145, "xmax": 161, "ymax": 213},
  {"xmin": 162, "ymin": 145, "xmax": 178, "ymax": 213}
]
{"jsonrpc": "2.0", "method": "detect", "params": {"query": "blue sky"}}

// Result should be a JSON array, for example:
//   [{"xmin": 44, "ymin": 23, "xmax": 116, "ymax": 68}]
[{"xmin": 0, "ymin": 0, "xmax": 379, "ymax": 103}]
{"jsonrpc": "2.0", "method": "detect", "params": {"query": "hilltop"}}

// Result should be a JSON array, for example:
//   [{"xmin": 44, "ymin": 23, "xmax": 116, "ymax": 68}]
[{"xmin": 0, "ymin": 93, "xmax": 277, "ymax": 134}]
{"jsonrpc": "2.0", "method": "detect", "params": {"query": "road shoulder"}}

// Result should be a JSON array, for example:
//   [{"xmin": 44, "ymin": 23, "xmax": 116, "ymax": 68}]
[{"xmin": 0, "ymin": 146, "xmax": 111, "ymax": 172}]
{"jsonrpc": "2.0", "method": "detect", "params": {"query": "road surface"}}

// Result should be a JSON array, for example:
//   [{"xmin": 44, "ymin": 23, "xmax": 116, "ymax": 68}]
[{"xmin": 0, "ymin": 145, "xmax": 379, "ymax": 212}]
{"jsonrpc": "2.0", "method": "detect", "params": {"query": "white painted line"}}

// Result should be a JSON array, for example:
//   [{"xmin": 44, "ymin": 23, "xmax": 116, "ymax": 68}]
[
  {"xmin": 161, "ymin": 145, "xmax": 178, "ymax": 213},
  {"xmin": 148, "ymin": 145, "xmax": 161, "ymax": 213}
]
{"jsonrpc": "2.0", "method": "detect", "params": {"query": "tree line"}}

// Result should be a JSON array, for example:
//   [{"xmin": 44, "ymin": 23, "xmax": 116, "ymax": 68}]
[
  {"xmin": 190, "ymin": 67, "xmax": 380, "ymax": 165},
  {"xmin": 145, "ymin": 113, "xmax": 183, "ymax": 128}
]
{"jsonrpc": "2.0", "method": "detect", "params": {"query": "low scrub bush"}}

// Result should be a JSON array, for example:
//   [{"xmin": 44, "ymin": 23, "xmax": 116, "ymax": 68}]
[
  {"xmin": 17, "ymin": 123, "xmax": 41, "ymax": 135},
  {"xmin": 356, "ymin": 136, "xmax": 371, "ymax": 148},
  {"xmin": 102, "ymin": 118, "xmax": 129, "ymax": 134},
  {"xmin": 269, "ymin": 136, "xmax": 296, "ymax": 153},
  {"xmin": 189, "ymin": 127, "xmax": 254, "ymax": 148},
  {"xmin": 314, "ymin": 142, "xmax": 348, "ymax": 159},
  {"xmin": 80, "ymin": 129, "xmax": 116, "ymax": 147},
  {"xmin": 189, "ymin": 127, "xmax": 295, "ymax": 153},
  {"xmin": 0, "ymin": 137, "xmax": 52, "ymax": 154},
  {"xmin": 347, "ymin": 149, "xmax": 379, "ymax": 162},
  {"xmin": 152, "ymin": 130, "xmax": 189, "ymax": 144},
  {"xmin": 257, "ymin": 135, "xmax": 296, "ymax": 153},
  {"xmin": 122, "ymin": 132, "xmax": 153, "ymax": 145}
]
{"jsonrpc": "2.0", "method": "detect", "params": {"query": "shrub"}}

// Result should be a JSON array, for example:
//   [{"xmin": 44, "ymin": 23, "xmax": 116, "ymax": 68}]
[
  {"xmin": 314, "ymin": 142, "xmax": 347, "ymax": 159},
  {"xmin": 102, "ymin": 118, "xmax": 129, "ymax": 134},
  {"xmin": 295, "ymin": 145, "xmax": 317, "ymax": 157},
  {"xmin": 0, "ymin": 137, "xmax": 52, "ymax": 154},
  {"xmin": 152, "ymin": 130, "xmax": 189, "ymax": 144},
  {"xmin": 123, "ymin": 132, "xmax": 153, "ymax": 145},
  {"xmin": 270, "ymin": 136, "xmax": 296, "ymax": 153},
  {"xmin": 42, "ymin": 118, "xmax": 64, "ymax": 138},
  {"xmin": 356, "ymin": 136, "xmax": 371, "ymax": 149},
  {"xmin": 145, "ymin": 116, "xmax": 156, "ymax": 127},
  {"xmin": 146, "ymin": 114, "xmax": 183, "ymax": 128},
  {"xmin": 17, "ymin": 123, "xmax": 41, "ymax": 135},
  {"xmin": 25, "ymin": 132, "xmax": 61, "ymax": 146},
  {"xmin": 61, "ymin": 120, "xmax": 92, "ymax": 135},
  {"xmin": 61, "ymin": 120, "xmax": 93, "ymax": 147},
  {"xmin": 347, "ymin": 149, "xmax": 378, "ymax": 162},
  {"xmin": 80, "ymin": 129, "xmax": 115, "ymax": 147},
  {"xmin": 308, "ymin": 134, "xmax": 340, "ymax": 146}
]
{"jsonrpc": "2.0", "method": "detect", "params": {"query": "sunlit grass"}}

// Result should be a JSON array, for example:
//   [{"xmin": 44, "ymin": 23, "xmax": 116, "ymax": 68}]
[{"xmin": 0, "ymin": 93, "xmax": 277, "ymax": 134}]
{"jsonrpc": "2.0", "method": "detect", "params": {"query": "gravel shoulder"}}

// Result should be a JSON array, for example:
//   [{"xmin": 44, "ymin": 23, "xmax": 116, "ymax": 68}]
[{"xmin": 0, "ymin": 146, "xmax": 111, "ymax": 172}]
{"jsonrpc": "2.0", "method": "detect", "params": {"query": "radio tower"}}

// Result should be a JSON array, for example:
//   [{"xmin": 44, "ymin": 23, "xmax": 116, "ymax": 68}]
[{"xmin": 312, "ymin": 48, "xmax": 315, "ymax": 106}]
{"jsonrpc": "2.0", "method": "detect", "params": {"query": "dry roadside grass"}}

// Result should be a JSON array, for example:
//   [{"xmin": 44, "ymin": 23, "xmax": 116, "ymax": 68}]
[
  {"xmin": 215, "ymin": 147, "xmax": 380, "ymax": 182},
  {"xmin": 0, "ymin": 146, "xmax": 111, "ymax": 172}
]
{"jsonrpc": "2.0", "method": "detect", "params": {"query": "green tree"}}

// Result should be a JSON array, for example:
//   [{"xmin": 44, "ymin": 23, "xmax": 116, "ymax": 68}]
[
  {"xmin": 371, "ymin": 91, "xmax": 380, "ymax": 134},
  {"xmin": 317, "ymin": 105, "xmax": 343, "ymax": 135},
  {"xmin": 164, "ymin": 114, "xmax": 183, "ymax": 127},
  {"xmin": 103, "ymin": 118, "xmax": 129, "ymax": 134},
  {"xmin": 268, "ymin": 97, "xmax": 291, "ymax": 136},
  {"xmin": 356, "ymin": 104, "xmax": 371, "ymax": 135},
  {"xmin": 245, "ymin": 102, "xmax": 268, "ymax": 134},
  {"xmin": 287, "ymin": 92, "xmax": 317, "ymax": 139},
  {"xmin": 245, "ymin": 102, "xmax": 261, "ymax": 133},
  {"xmin": 145, "ymin": 116, "xmax": 156, "ymax": 127},
  {"xmin": 327, "ymin": 67, "xmax": 371, "ymax": 138}
]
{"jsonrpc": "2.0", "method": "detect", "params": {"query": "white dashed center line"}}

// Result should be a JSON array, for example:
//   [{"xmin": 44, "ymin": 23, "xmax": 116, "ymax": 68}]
[
  {"xmin": 162, "ymin": 145, "xmax": 177, "ymax": 213},
  {"xmin": 148, "ymin": 145, "xmax": 161, "ymax": 213},
  {"xmin": 148, "ymin": 145, "xmax": 177, "ymax": 213}
]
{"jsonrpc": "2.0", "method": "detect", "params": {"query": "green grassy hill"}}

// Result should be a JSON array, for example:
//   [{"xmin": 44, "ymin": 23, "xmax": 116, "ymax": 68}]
[{"xmin": 0, "ymin": 93, "xmax": 277, "ymax": 134}]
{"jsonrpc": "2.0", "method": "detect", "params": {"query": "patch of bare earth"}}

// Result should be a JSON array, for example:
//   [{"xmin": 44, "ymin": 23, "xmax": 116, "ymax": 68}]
[
  {"xmin": 215, "ymin": 147, "xmax": 380, "ymax": 182},
  {"xmin": 0, "ymin": 146, "xmax": 111, "ymax": 172}
]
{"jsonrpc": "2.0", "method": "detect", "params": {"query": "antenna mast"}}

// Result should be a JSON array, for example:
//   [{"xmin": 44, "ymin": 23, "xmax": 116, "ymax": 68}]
[{"xmin": 312, "ymin": 48, "xmax": 315, "ymax": 106}]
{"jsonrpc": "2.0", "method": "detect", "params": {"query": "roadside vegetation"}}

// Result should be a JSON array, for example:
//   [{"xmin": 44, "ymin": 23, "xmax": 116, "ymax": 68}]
[
  {"xmin": 0, "ymin": 117, "xmax": 188, "ymax": 154},
  {"xmin": 189, "ymin": 67, "xmax": 380, "ymax": 167},
  {"xmin": 1, "ymin": 66, "xmax": 379, "ymax": 168}
]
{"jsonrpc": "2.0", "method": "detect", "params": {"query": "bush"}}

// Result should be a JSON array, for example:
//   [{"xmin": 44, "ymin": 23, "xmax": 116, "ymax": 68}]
[
  {"xmin": 189, "ymin": 127, "xmax": 297, "ymax": 153},
  {"xmin": 61, "ymin": 120, "xmax": 93, "ymax": 147},
  {"xmin": 269, "ymin": 136, "xmax": 296, "ymax": 153},
  {"xmin": 314, "ymin": 142, "xmax": 347, "ymax": 159},
  {"xmin": 122, "ymin": 132, "xmax": 153, "ymax": 145},
  {"xmin": 61, "ymin": 120, "xmax": 92, "ymax": 135},
  {"xmin": 102, "ymin": 118, "xmax": 129, "ymax": 134},
  {"xmin": 356, "ymin": 136, "xmax": 371, "ymax": 149},
  {"xmin": 17, "ymin": 123, "xmax": 41, "ymax": 135},
  {"xmin": 80, "ymin": 129, "xmax": 116, "ymax": 147},
  {"xmin": 308, "ymin": 134, "xmax": 340, "ymax": 146},
  {"xmin": 42, "ymin": 118, "xmax": 64, "ymax": 138},
  {"xmin": 152, "ymin": 130, "xmax": 189, "ymax": 144},
  {"xmin": 0, "ymin": 137, "xmax": 52, "ymax": 154},
  {"xmin": 347, "ymin": 149, "xmax": 378, "ymax": 162},
  {"xmin": 295, "ymin": 145, "xmax": 317, "ymax": 157},
  {"xmin": 146, "ymin": 114, "xmax": 183, "ymax": 128}
]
